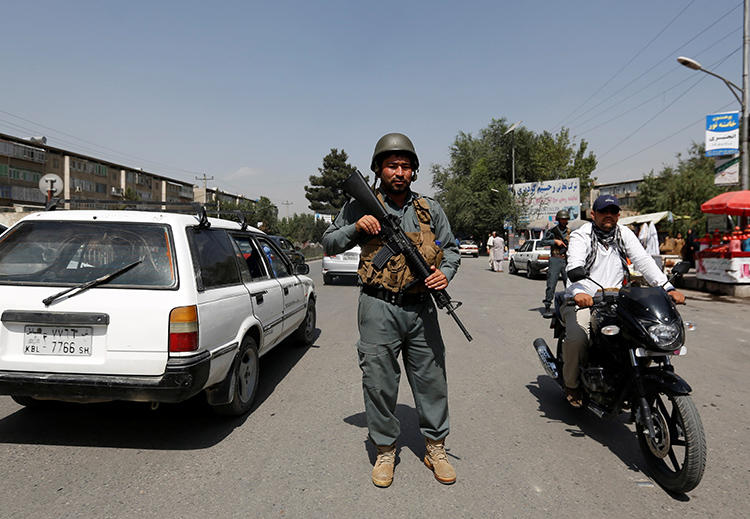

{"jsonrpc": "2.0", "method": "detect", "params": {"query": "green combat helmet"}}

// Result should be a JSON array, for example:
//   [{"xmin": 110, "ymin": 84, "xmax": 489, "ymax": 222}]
[
  {"xmin": 556, "ymin": 209, "xmax": 570, "ymax": 221},
  {"xmin": 370, "ymin": 133, "xmax": 420, "ymax": 173}
]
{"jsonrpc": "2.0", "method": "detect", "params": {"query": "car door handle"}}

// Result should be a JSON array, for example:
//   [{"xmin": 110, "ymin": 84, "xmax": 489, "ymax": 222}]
[
  {"xmin": 250, "ymin": 290, "xmax": 267, "ymax": 304},
  {"xmin": 283, "ymin": 287, "xmax": 289, "ymax": 295}
]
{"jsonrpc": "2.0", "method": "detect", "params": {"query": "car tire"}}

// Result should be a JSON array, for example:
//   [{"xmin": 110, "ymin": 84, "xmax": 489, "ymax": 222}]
[
  {"xmin": 212, "ymin": 337, "xmax": 259, "ymax": 417},
  {"xmin": 509, "ymin": 260, "xmax": 518, "ymax": 275},
  {"xmin": 291, "ymin": 298, "xmax": 316, "ymax": 347},
  {"xmin": 322, "ymin": 273, "xmax": 330, "ymax": 285},
  {"xmin": 473, "ymin": 253, "xmax": 478, "ymax": 258},
  {"xmin": 527, "ymin": 265, "xmax": 535, "ymax": 279}
]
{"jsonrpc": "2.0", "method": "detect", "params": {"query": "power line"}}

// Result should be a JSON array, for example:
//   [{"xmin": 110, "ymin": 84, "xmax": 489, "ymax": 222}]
[
  {"xmin": 570, "ymin": 27, "xmax": 742, "ymax": 133},
  {"xmin": 553, "ymin": 0, "xmax": 696, "ymax": 129},
  {"xmin": 0, "ymin": 108, "xmax": 203, "ymax": 180},
  {"xmin": 577, "ymin": 46, "xmax": 742, "ymax": 136},
  {"xmin": 597, "ymin": 100, "xmax": 736, "ymax": 174},
  {"xmin": 556, "ymin": 1, "xmax": 742, "ymax": 132},
  {"xmin": 596, "ymin": 47, "xmax": 740, "ymax": 160}
]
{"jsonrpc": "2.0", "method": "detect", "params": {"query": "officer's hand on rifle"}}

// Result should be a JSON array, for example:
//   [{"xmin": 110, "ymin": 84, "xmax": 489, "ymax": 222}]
[
  {"xmin": 356, "ymin": 215, "xmax": 381, "ymax": 235},
  {"xmin": 424, "ymin": 266, "xmax": 448, "ymax": 290}
]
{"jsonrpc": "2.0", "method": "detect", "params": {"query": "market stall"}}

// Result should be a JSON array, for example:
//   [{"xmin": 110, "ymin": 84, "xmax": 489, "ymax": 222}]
[
  {"xmin": 696, "ymin": 190, "xmax": 750, "ymax": 284},
  {"xmin": 619, "ymin": 211, "xmax": 681, "ymax": 272}
]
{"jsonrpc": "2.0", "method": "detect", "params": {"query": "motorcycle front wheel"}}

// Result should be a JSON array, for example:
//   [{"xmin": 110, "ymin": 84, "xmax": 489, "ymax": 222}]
[{"xmin": 636, "ymin": 393, "xmax": 706, "ymax": 493}]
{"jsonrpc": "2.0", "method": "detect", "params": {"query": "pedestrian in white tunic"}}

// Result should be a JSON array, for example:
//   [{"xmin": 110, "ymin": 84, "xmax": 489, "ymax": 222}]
[{"xmin": 487, "ymin": 231, "xmax": 505, "ymax": 272}]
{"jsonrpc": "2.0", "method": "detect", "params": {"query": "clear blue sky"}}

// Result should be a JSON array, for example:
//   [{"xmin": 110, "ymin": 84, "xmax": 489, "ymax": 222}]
[{"xmin": 0, "ymin": 1, "xmax": 743, "ymax": 215}]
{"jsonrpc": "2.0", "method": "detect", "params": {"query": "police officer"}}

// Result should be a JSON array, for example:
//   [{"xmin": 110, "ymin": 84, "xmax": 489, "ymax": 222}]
[
  {"xmin": 322, "ymin": 133, "xmax": 460, "ymax": 488},
  {"xmin": 540, "ymin": 209, "xmax": 570, "ymax": 318}
]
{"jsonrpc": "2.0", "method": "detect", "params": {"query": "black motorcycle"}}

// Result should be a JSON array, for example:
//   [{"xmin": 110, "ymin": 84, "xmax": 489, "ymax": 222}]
[{"xmin": 533, "ymin": 261, "xmax": 706, "ymax": 493}]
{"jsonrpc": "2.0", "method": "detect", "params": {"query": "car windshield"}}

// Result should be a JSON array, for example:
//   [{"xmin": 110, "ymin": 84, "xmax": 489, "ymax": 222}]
[{"xmin": 0, "ymin": 221, "xmax": 176, "ymax": 288}]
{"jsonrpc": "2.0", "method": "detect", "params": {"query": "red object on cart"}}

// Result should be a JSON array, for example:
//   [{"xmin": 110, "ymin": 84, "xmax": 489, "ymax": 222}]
[{"xmin": 701, "ymin": 190, "xmax": 750, "ymax": 216}]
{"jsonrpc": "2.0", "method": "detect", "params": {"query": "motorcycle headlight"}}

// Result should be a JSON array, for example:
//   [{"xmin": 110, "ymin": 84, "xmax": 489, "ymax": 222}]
[{"xmin": 648, "ymin": 323, "xmax": 680, "ymax": 349}]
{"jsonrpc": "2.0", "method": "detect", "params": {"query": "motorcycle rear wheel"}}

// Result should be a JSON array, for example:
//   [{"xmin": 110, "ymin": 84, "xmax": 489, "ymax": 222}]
[{"xmin": 636, "ymin": 393, "xmax": 706, "ymax": 493}]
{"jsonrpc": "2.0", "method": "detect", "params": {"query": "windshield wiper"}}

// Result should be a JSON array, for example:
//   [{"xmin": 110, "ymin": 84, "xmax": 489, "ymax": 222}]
[{"xmin": 42, "ymin": 259, "xmax": 143, "ymax": 306}]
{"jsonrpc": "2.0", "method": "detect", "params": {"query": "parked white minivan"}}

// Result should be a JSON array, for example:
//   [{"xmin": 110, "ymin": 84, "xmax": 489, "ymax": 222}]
[{"xmin": 0, "ymin": 210, "xmax": 316, "ymax": 416}]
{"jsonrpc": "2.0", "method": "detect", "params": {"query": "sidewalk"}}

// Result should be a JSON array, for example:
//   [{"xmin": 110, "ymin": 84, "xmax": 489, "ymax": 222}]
[{"xmin": 675, "ymin": 272, "xmax": 750, "ymax": 298}]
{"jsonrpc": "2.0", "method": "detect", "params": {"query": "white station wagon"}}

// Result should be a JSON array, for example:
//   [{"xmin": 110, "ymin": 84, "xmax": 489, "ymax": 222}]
[{"xmin": 0, "ymin": 210, "xmax": 316, "ymax": 416}]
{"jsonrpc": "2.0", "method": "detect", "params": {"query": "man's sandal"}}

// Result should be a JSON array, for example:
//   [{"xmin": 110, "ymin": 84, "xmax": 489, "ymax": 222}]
[{"xmin": 565, "ymin": 387, "xmax": 583, "ymax": 408}]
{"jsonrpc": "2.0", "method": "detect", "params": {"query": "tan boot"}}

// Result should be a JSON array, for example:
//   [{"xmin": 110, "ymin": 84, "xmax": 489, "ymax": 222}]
[
  {"xmin": 424, "ymin": 437, "xmax": 456, "ymax": 484},
  {"xmin": 371, "ymin": 443, "xmax": 396, "ymax": 487}
]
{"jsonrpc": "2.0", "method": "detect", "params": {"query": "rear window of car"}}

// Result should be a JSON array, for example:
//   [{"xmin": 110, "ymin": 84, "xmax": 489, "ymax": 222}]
[{"xmin": 0, "ymin": 221, "xmax": 177, "ymax": 288}]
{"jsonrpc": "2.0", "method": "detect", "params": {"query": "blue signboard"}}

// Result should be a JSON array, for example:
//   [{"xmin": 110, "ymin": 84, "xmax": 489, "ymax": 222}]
[{"xmin": 705, "ymin": 112, "xmax": 739, "ymax": 157}]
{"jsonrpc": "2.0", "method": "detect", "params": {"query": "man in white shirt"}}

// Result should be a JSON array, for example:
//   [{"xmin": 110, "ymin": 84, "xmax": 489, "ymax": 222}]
[{"xmin": 561, "ymin": 195, "xmax": 686, "ymax": 407}]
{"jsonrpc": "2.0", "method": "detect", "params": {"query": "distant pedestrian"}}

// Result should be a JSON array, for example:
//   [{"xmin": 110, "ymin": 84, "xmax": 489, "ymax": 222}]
[
  {"xmin": 487, "ymin": 231, "xmax": 505, "ymax": 272},
  {"xmin": 684, "ymin": 229, "xmax": 697, "ymax": 267}
]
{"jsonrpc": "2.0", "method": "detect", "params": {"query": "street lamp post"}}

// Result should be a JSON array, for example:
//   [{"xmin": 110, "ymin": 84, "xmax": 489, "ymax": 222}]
[
  {"xmin": 677, "ymin": 1, "xmax": 749, "ymax": 190},
  {"xmin": 503, "ymin": 120, "xmax": 522, "ymax": 194}
]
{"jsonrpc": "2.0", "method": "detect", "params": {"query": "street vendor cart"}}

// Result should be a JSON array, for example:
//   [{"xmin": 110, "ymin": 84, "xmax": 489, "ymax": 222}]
[{"xmin": 696, "ymin": 190, "xmax": 750, "ymax": 284}]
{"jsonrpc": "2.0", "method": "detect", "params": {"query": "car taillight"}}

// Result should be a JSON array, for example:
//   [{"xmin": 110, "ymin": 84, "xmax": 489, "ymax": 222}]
[
  {"xmin": 169, "ymin": 305, "xmax": 198, "ymax": 352},
  {"xmin": 538, "ymin": 255, "xmax": 550, "ymax": 260}
]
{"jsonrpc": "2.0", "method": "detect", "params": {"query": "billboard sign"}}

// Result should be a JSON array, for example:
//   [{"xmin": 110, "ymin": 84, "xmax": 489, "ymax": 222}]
[
  {"xmin": 705, "ymin": 112, "xmax": 739, "ymax": 157},
  {"xmin": 714, "ymin": 154, "xmax": 740, "ymax": 185},
  {"xmin": 513, "ymin": 177, "xmax": 580, "ymax": 226}
]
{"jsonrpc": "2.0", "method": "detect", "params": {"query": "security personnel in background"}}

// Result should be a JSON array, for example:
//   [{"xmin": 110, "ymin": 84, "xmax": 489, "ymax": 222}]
[
  {"xmin": 540, "ymin": 209, "xmax": 570, "ymax": 318},
  {"xmin": 322, "ymin": 133, "xmax": 461, "ymax": 488}
]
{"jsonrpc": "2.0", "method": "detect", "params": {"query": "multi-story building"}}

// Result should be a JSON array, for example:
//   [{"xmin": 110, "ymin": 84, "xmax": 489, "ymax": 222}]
[
  {"xmin": 589, "ymin": 179, "xmax": 643, "ymax": 215},
  {"xmin": 0, "ymin": 132, "xmax": 195, "ymax": 209},
  {"xmin": 193, "ymin": 186, "xmax": 257, "ymax": 207}
]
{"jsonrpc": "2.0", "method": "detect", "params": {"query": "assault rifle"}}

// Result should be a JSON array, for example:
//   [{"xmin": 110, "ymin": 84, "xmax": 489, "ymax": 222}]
[
  {"xmin": 342, "ymin": 170, "xmax": 472, "ymax": 342},
  {"xmin": 551, "ymin": 225, "xmax": 568, "ymax": 249}
]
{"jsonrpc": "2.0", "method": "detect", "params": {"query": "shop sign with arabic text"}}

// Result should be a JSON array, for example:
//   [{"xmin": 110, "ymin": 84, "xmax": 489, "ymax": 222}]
[{"xmin": 705, "ymin": 111, "xmax": 739, "ymax": 157}]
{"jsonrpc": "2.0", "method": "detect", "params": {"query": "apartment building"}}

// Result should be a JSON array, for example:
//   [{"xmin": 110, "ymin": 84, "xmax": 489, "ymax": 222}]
[
  {"xmin": 589, "ymin": 179, "xmax": 643, "ymax": 214},
  {"xmin": 0, "ymin": 132, "xmax": 194, "ymax": 208}
]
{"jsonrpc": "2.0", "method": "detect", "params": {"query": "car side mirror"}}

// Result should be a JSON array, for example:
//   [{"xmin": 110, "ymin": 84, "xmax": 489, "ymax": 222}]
[
  {"xmin": 294, "ymin": 263, "xmax": 310, "ymax": 275},
  {"xmin": 568, "ymin": 266, "xmax": 588, "ymax": 282}
]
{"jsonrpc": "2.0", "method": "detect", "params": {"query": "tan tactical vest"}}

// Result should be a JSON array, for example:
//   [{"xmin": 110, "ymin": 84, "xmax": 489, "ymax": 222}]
[{"xmin": 358, "ymin": 195, "xmax": 444, "ymax": 293}]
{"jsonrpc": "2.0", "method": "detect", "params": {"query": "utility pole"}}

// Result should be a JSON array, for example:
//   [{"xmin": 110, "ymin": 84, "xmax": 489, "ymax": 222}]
[
  {"xmin": 195, "ymin": 173, "xmax": 214, "ymax": 204},
  {"xmin": 280, "ymin": 200, "xmax": 293, "ymax": 219},
  {"xmin": 742, "ymin": 0, "xmax": 749, "ymax": 191}
]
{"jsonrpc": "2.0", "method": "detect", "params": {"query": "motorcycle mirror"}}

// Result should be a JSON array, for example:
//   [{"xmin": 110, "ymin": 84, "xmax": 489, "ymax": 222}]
[
  {"xmin": 672, "ymin": 261, "xmax": 690, "ymax": 275},
  {"xmin": 568, "ymin": 266, "xmax": 588, "ymax": 282},
  {"xmin": 664, "ymin": 260, "xmax": 691, "ymax": 287}
]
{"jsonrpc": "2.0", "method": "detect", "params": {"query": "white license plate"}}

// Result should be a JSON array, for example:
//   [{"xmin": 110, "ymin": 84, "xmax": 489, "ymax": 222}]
[
  {"xmin": 23, "ymin": 326, "xmax": 93, "ymax": 356},
  {"xmin": 343, "ymin": 253, "xmax": 359, "ymax": 259}
]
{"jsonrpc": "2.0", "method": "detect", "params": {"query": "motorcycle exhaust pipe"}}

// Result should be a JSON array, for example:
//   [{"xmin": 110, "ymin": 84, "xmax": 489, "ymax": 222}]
[{"xmin": 533, "ymin": 338, "xmax": 559, "ymax": 379}]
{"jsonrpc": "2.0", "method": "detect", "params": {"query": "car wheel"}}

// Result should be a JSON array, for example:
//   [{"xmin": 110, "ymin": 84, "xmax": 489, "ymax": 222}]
[
  {"xmin": 473, "ymin": 253, "xmax": 478, "ymax": 258},
  {"xmin": 322, "ymin": 273, "xmax": 330, "ymax": 285},
  {"xmin": 212, "ymin": 337, "xmax": 259, "ymax": 417},
  {"xmin": 527, "ymin": 265, "xmax": 535, "ymax": 279},
  {"xmin": 509, "ymin": 260, "xmax": 518, "ymax": 275},
  {"xmin": 292, "ymin": 298, "xmax": 316, "ymax": 347}
]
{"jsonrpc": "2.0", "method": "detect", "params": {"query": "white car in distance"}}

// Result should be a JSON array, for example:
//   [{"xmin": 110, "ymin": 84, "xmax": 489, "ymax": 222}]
[{"xmin": 321, "ymin": 245, "xmax": 360, "ymax": 284}]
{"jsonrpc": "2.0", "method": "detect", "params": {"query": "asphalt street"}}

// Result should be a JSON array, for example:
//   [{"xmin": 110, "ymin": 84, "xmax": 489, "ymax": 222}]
[{"xmin": 0, "ymin": 256, "xmax": 748, "ymax": 518}]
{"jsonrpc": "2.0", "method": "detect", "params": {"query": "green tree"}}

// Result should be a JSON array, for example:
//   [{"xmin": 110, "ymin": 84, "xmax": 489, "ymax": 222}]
[
  {"xmin": 432, "ymin": 118, "xmax": 597, "ymax": 238},
  {"xmin": 278, "ymin": 213, "xmax": 329, "ymax": 243},
  {"xmin": 636, "ymin": 143, "xmax": 729, "ymax": 234},
  {"xmin": 254, "ymin": 196, "xmax": 279, "ymax": 234},
  {"xmin": 305, "ymin": 149, "xmax": 358, "ymax": 214}
]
